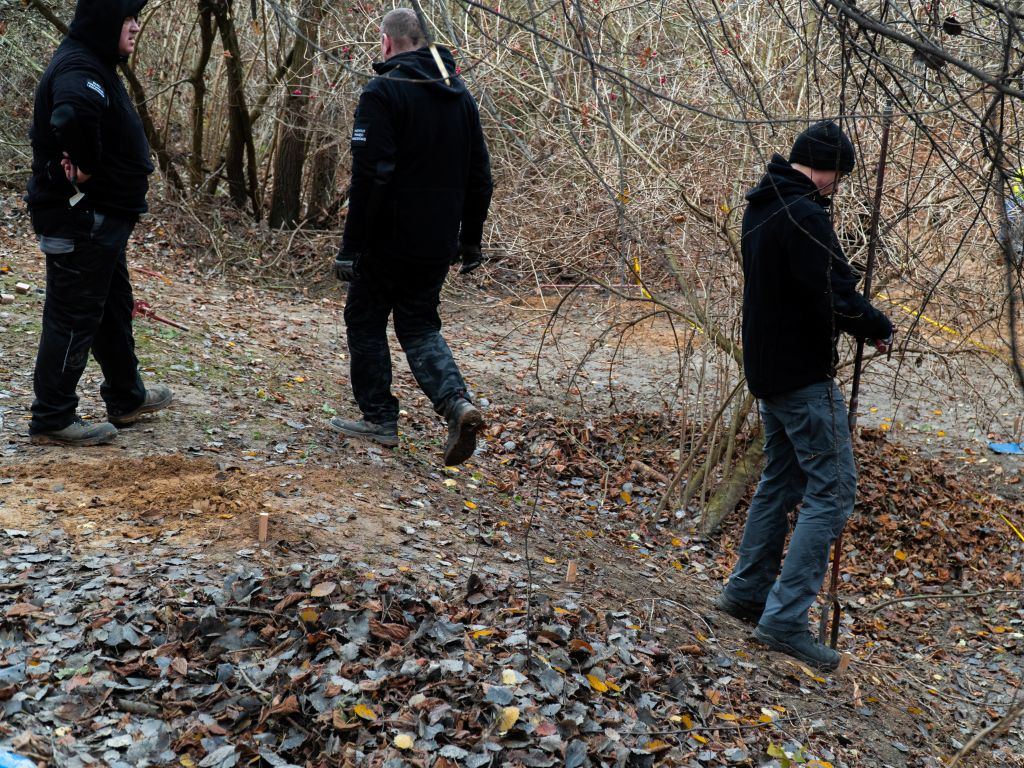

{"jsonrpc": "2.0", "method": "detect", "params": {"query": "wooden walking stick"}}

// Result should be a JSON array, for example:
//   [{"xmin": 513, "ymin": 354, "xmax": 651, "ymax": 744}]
[
  {"xmin": 848, "ymin": 101, "xmax": 894, "ymax": 436},
  {"xmin": 819, "ymin": 101, "xmax": 895, "ymax": 649}
]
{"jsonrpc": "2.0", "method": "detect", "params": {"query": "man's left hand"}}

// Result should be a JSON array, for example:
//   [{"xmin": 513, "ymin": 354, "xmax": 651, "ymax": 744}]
[
  {"xmin": 61, "ymin": 151, "xmax": 90, "ymax": 184},
  {"xmin": 335, "ymin": 252, "xmax": 361, "ymax": 282}
]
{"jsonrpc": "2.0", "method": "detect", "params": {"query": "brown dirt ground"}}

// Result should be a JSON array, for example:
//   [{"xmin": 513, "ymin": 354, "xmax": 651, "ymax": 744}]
[{"xmin": 3, "ymin": 203, "xmax": 1024, "ymax": 766}]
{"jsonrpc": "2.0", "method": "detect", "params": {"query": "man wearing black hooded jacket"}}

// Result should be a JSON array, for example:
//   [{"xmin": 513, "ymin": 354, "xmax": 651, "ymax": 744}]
[
  {"xmin": 331, "ymin": 8, "xmax": 493, "ymax": 467},
  {"xmin": 715, "ymin": 121, "xmax": 893, "ymax": 671},
  {"xmin": 26, "ymin": 0, "xmax": 172, "ymax": 446}
]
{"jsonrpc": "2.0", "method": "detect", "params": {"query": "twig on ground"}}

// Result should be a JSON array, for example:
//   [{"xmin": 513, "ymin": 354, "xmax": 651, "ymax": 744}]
[{"xmin": 866, "ymin": 588, "xmax": 1023, "ymax": 612}]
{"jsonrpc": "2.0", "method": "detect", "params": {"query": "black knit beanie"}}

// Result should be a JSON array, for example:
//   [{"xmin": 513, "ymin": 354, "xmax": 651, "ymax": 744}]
[{"xmin": 788, "ymin": 120, "xmax": 856, "ymax": 175}]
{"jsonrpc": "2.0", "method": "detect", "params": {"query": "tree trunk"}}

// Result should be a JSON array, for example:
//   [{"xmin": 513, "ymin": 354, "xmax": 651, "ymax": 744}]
[
  {"xmin": 212, "ymin": 0, "xmax": 259, "ymax": 217},
  {"xmin": 189, "ymin": 5, "xmax": 216, "ymax": 190},
  {"xmin": 306, "ymin": 101, "xmax": 341, "ymax": 225},
  {"xmin": 700, "ymin": 429, "xmax": 764, "ymax": 536},
  {"xmin": 269, "ymin": 0, "xmax": 316, "ymax": 228}
]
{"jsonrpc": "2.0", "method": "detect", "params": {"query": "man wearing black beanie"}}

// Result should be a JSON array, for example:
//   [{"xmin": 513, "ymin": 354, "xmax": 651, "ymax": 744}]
[{"xmin": 714, "ymin": 120, "xmax": 893, "ymax": 671}]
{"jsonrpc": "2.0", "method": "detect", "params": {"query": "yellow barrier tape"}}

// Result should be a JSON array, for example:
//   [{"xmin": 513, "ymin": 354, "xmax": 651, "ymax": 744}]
[
  {"xmin": 875, "ymin": 293, "xmax": 1009, "ymax": 361},
  {"xmin": 999, "ymin": 513, "xmax": 1024, "ymax": 544},
  {"xmin": 632, "ymin": 256, "xmax": 652, "ymax": 300}
]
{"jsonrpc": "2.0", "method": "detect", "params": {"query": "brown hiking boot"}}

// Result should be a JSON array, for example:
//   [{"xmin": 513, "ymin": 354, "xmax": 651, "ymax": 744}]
[
  {"xmin": 443, "ymin": 399, "xmax": 483, "ymax": 466},
  {"xmin": 108, "ymin": 384, "xmax": 174, "ymax": 426},
  {"xmin": 30, "ymin": 418, "xmax": 118, "ymax": 446},
  {"xmin": 329, "ymin": 417, "xmax": 399, "ymax": 447}
]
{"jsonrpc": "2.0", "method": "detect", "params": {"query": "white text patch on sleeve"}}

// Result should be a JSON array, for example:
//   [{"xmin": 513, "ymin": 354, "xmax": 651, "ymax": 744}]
[{"xmin": 85, "ymin": 79, "xmax": 106, "ymax": 99}]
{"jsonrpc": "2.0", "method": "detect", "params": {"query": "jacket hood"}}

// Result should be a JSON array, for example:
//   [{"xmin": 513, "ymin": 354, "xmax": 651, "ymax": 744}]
[
  {"xmin": 373, "ymin": 46, "xmax": 467, "ymax": 97},
  {"xmin": 746, "ymin": 153, "xmax": 831, "ymax": 210},
  {"xmin": 69, "ymin": 0, "xmax": 147, "ymax": 63}
]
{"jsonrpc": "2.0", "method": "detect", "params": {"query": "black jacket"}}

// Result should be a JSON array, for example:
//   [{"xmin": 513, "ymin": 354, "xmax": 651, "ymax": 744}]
[
  {"xmin": 341, "ymin": 47, "xmax": 493, "ymax": 267},
  {"xmin": 26, "ymin": 0, "xmax": 153, "ymax": 228},
  {"xmin": 741, "ymin": 154, "xmax": 892, "ymax": 398}
]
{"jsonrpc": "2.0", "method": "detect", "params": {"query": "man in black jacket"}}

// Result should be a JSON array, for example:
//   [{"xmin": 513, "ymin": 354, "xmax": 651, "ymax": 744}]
[
  {"xmin": 26, "ymin": 0, "xmax": 172, "ymax": 446},
  {"xmin": 331, "ymin": 8, "xmax": 493, "ymax": 467},
  {"xmin": 715, "ymin": 121, "xmax": 893, "ymax": 670}
]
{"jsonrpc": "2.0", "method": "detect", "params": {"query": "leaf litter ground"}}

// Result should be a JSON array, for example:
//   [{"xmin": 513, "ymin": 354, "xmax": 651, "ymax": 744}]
[{"xmin": 2, "ymin": 204, "xmax": 1024, "ymax": 767}]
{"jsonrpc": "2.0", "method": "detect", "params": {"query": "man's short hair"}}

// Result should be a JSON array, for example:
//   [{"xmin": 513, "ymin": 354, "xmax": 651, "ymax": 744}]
[{"xmin": 382, "ymin": 8, "xmax": 426, "ymax": 48}]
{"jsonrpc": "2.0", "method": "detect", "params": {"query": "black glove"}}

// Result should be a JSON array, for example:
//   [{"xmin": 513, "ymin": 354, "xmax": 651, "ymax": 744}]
[
  {"xmin": 455, "ymin": 243, "xmax": 483, "ymax": 275},
  {"xmin": 335, "ymin": 251, "xmax": 361, "ymax": 282}
]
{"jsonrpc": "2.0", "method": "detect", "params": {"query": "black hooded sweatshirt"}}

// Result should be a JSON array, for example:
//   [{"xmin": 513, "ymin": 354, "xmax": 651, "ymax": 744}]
[
  {"xmin": 341, "ymin": 46, "xmax": 493, "ymax": 267},
  {"xmin": 741, "ymin": 154, "xmax": 892, "ymax": 399},
  {"xmin": 26, "ymin": 0, "xmax": 153, "ymax": 227}
]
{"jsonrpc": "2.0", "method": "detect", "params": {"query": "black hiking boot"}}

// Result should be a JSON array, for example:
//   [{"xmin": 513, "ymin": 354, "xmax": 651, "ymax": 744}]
[
  {"xmin": 443, "ymin": 399, "xmax": 483, "ymax": 466},
  {"xmin": 714, "ymin": 592, "xmax": 766, "ymax": 624},
  {"xmin": 329, "ymin": 417, "xmax": 399, "ymax": 447},
  {"xmin": 30, "ymin": 418, "xmax": 118, "ymax": 447},
  {"xmin": 753, "ymin": 625, "xmax": 841, "ymax": 671},
  {"xmin": 109, "ymin": 384, "xmax": 174, "ymax": 426}
]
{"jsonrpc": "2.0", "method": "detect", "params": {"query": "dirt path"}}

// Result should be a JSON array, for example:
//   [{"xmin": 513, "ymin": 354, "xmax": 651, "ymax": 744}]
[{"xmin": 3, "ymin": 208, "xmax": 1024, "ymax": 767}]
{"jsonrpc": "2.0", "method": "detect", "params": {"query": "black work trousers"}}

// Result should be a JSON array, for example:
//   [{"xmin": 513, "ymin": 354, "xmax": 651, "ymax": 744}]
[
  {"xmin": 343, "ymin": 260, "xmax": 467, "ymax": 426},
  {"xmin": 29, "ymin": 210, "xmax": 145, "ymax": 433}
]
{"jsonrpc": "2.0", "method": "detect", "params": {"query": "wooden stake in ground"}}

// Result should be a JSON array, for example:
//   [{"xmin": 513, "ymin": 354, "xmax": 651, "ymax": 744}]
[
  {"xmin": 565, "ymin": 560, "xmax": 578, "ymax": 584},
  {"xmin": 258, "ymin": 512, "xmax": 269, "ymax": 543}
]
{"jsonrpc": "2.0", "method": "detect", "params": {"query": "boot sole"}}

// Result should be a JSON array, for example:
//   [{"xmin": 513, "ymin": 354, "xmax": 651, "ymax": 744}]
[
  {"xmin": 443, "ymin": 408, "xmax": 484, "ymax": 466},
  {"xmin": 329, "ymin": 420, "xmax": 399, "ymax": 447},
  {"xmin": 752, "ymin": 626, "xmax": 840, "ymax": 671},
  {"xmin": 30, "ymin": 430, "xmax": 117, "ymax": 447},
  {"xmin": 109, "ymin": 392, "xmax": 174, "ymax": 427}
]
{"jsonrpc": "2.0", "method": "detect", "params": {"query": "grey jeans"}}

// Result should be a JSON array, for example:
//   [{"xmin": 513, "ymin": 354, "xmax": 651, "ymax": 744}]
[{"xmin": 724, "ymin": 381, "xmax": 856, "ymax": 634}]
